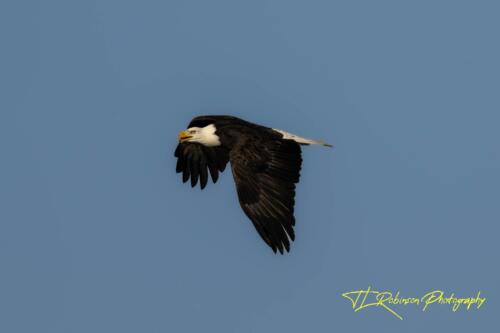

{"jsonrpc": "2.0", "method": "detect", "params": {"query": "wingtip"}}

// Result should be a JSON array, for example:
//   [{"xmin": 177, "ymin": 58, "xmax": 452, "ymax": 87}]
[{"xmin": 273, "ymin": 246, "xmax": 290, "ymax": 255}]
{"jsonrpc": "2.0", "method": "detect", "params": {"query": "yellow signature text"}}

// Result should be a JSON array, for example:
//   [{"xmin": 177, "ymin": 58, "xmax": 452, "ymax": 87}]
[{"xmin": 342, "ymin": 286, "xmax": 486, "ymax": 320}]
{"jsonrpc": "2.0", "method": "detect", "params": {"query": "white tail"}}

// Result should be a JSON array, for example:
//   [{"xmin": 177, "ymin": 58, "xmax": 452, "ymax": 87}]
[{"xmin": 273, "ymin": 128, "xmax": 333, "ymax": 147}]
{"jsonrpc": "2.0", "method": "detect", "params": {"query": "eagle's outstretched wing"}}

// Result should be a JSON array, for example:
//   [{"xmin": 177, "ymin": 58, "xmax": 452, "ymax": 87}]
[
  {"xmin": 230, "ymin": 139, "xmax": 302, "ymax": 254},
  {"xmin": 174, "ymin": 142, "xmax": 229, "ymax": 189}
]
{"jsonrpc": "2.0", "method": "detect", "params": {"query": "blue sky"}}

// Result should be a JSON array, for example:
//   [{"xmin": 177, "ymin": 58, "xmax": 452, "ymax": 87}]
[{"xmin": 1, "ymin": 0, "xmax": 499, "ymax": 332}]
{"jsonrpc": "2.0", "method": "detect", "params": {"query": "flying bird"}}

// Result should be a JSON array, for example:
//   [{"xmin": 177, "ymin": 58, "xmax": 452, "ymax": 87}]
[{"xmin": 174, "ymin": 115, "xmax": 331, "ymax": 254}]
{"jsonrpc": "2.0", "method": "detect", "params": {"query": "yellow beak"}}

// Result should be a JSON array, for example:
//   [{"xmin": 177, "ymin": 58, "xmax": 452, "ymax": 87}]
[{"xmin": 178, "ymin": 130, "xmax": 192, "ymax": 142}]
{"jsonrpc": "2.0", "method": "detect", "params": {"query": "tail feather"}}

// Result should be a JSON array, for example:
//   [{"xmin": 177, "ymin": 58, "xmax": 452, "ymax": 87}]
[{"xmin": 273, "ymin": 128, "xmax": 333, "ymax": 148}]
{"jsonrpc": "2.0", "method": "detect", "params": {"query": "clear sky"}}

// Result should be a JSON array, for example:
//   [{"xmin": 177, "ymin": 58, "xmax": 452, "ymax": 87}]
[{"xmin": 1, "ymin": 0, "xmax": 499, "ymax": 332}]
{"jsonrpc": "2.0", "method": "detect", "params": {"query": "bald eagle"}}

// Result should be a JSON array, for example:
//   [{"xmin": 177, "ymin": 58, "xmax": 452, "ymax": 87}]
[{"xmin": 174, "ymin": 115, "xmax": 331, "ymax": 254}]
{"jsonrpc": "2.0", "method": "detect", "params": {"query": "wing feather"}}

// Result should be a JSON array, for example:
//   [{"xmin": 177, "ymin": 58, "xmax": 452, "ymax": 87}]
[
  {"xmin": 190, "ymin": 153, "xmax": 199, "ymax": 187},
  {"xmin": 199, "ymin": 154, "xmax": 208, "ymax": 190},
  {"xmin": 230, "ymin": 139, "xmax": 302, "ymax": 253},
  {"xmin": 174, "ymin": 142, "xmax": 229, "ymax": 189}
]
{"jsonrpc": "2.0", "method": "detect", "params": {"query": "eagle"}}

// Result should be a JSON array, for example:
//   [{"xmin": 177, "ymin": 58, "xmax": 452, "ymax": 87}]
[{"xmin": 174, "ymin": 115, "xmax": 331, "ymax": 254}]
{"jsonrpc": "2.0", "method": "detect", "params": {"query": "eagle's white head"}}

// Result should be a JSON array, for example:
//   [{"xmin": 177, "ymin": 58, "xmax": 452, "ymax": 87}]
[{"xmin": 178, "ymin": 124, "xmax": 221, "ymax": 147}]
